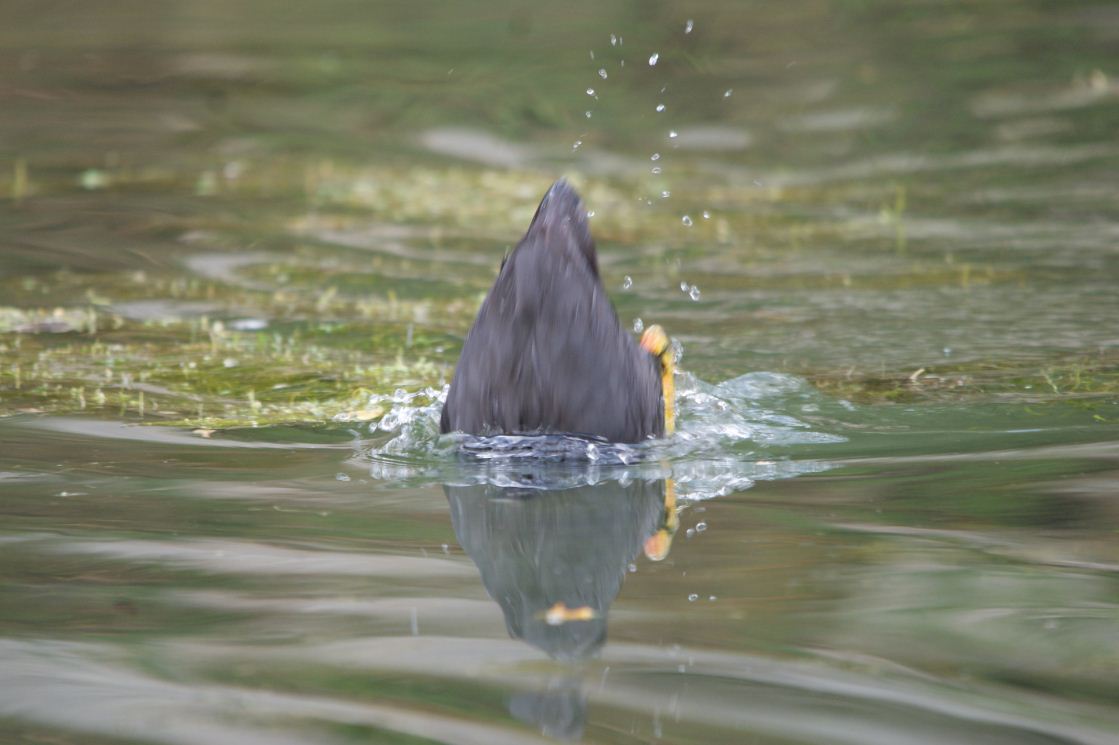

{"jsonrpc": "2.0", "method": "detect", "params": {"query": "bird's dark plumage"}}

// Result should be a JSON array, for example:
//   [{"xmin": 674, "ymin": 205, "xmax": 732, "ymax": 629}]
[{"xmin": 440, "ymin": 180, "xmax": 664, "ymax": 443}]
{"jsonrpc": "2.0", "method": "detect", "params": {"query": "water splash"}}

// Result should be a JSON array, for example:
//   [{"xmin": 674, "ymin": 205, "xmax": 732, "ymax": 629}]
[{"xmin": 357, "ymin": 372, "xmax": 845, "ymax": 500}]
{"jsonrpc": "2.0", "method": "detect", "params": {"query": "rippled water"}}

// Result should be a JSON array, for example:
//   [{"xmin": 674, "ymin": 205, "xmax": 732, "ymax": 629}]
[{"xmin": 3, "ymin": 1, "xmax": 1119, "ymax": 743}]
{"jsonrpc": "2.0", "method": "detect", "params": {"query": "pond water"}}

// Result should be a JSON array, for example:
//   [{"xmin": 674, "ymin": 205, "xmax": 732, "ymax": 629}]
[{"xmin": 2, "ymin": 1, "xmax": 1118, "ymax": 743}]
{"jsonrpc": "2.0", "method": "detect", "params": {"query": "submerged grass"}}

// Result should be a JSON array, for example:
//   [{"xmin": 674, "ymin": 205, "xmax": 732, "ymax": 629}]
[
  {"xmin": 0, "ymin": 313, "xmax": 448, "ymax": 428},
  {"xmin": 811, "ymin": 353, "xmax": 1119, "ymax": 409}
]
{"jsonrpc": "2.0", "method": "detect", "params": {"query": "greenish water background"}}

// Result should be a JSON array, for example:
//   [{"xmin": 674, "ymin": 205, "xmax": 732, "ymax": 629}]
[{"xmin": 1, "ymin": 1, "xmax": 1118, "ymax": 743}]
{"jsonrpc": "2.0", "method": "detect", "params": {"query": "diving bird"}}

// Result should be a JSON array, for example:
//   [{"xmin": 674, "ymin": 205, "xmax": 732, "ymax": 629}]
[{"xmin": 440, "ymin": 180, "xmax": 674, "ymax": 443}]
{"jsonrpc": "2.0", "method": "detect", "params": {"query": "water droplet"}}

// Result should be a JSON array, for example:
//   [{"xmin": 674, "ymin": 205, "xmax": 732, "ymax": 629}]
[
  {"xmin": 628, "ymin": 562, "xmax": 637, "ymax": 572},
  {"xmin": 753, "ymin": 179, "xmax": 764, "ymax": 187},
  {"xmin": 708, "ymin": 595, "xmax": 717, "ymax": 601},
  {"xmin": 589, "ymin": 50, "xmax": 595, "ymax": 60},
  {"xmin": 688, "ymin": 593, "xmax": 698, "ymax": 602},
  {"xmin": 655, "ymin": 103, "xmax": 665, "ymax": 112},
  {"xmin": 684, "ymin": 19, "xmax": 694, "ymax": 33},
  {"xmin": 633, "ymin": 317, "xmax": 644, "ymax": 333},
  {"xmin": 680, "ymin": 281, "xmax": 689, "ymax": 292},
  {"xmin": 648, "ymin": 52, "xmax": 659, "ymax": 66},
  {"xmin": 441, "ymin": 544, "xmax": 449, "ymax": 554},
  {"xmin": 723, "ymin": 88, "xmax": 733, "ymax": 98},
  {"xmin": 650, "ymin": 152, "xmax": 660, "ymax": 161},
  {"xmin": 689, "ymin": 285, "xmax": 701, "ymax": 301},
  {"xmin": 586, "ymin": 210, "xmax": 596, "ymax": 218},
  {"xmin": 695, "ymin": 521, "xmax": 707, "ymax": 532},
  {"xmin": 681, "ymin": 215, "xmax": 692, "ymax": 226},
  {"xmin": 943, "ymin": 347, "xmax": 953, "ymax": 356},
  {"xmin": 572, "ymin": 139, "xmax": 583, "ymax": 150},
  {"xmin": 586, "ymin": 87, "xmax": 595, "ymax": 96},
  {"xmin": 598, "ymin": 68, "xmax": 608, "ymax": 79},
  {"xmin": 622, "ymin": 275, "xmax": 633, "ymax": 290},
  {"xmin": 660, "ymin": 190, "xmax": 671, "ymax": 199},
  {"xmin": 651, "ymin": 166, "xmax": 662, "ymax": 174},
  {"xmin": 335, "ymin": 472, "xmax": 351, "ymax": 481},
  {"xmin": 610, "ymin": 33, "xmax": 618, "ymax": 47},
  {"xmin": 702, "ymin": 210, "xmax": 711, "ymax": 219},
  {"xmin": 585, "ymin": 110, "xmax": 592, "ymax": 118},
  {"xmin": 668, "ymin": 129, "xmax": 678, "ymax": 139}
]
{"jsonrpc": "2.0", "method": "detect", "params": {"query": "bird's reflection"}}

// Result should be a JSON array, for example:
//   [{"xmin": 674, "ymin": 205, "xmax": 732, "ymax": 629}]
[{"xmin": 444, "ymin": 469, "xmax": 677, "ymax": 739}]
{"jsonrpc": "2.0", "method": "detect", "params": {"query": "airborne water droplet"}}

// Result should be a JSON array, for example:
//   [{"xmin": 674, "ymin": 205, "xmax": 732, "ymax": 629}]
[
  {"xmin": 680, "ymin": 281, "xmax": 689, "ymax": 292},
  {"xmin": 622, "ymin": 275, "xmax": 633, "ymax": 290},
  {"xmin": 688, "ymin": 593, "xmax": 698, "ymax": 602},
  {"xmin": 585, "ymin": 110, "xmax": 592, "ymax": 118},
  {"xmin": 655, "ymin": 103, "xmax": 666, "ymax": 112},
  {"xmin": 660, "ymin": 190, "xmax": 671, "ymax": 199},
  {"xmin": 682, "ymin": 215, "xmax": 692, "ymax": 226},
  {"xmin": 598, "ymin": 68, "xmax": 608, "ymax": 79},
  {"xmin": 669, "ymin": 130, "xmax": 678, "ymax": 139},
  {"xmin": 651, "ymin": 166, "xmax": 661, "ymax": 174},
  {"xmin": 685, "ymin": 19, "xmax": 694, "ymax": 34},
  {"xmin": 610, "ymin": 33, "xmax": 618, "ymax": 47},
  {"xmin": 633, "ymin": 317, "xmax": 644, "ymax": 333},
  {"xmin": 723, "ymin": 88, "xmax": 733, "ymax": 98},
  {"xmin": 702, "ymin": 210, "xmax": 711, "ymax": 219},
  {"xmin": 689, "ymin": 285, "xmax": 701, "ymax": 301},
  {"xmin": 650, "ymin": 152, "xmax": 660, "ymax": 161},
  {"xmin": 648, "ymin": 52, "xmax": 659, "ymax": 66},
  {"xmin": 572, "ymin": 139, "xmax": 583, "ymax": 150}
]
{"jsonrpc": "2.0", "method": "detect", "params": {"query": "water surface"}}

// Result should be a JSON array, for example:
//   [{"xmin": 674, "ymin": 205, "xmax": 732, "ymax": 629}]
[{"xmin": 2, "ymin": 1, "xmax": 1118, "ymax": 743}]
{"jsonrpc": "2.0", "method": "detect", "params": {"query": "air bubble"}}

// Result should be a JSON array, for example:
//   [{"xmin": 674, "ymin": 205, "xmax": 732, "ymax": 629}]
[{"xmin": 648, "ymin": 52, "xmax": 659, "ymax": 66}]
